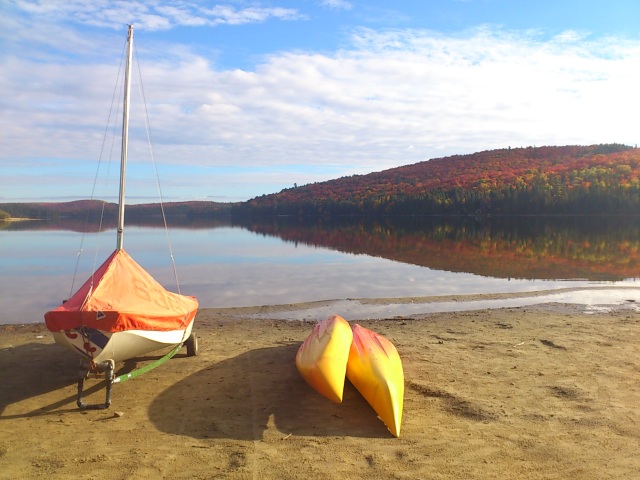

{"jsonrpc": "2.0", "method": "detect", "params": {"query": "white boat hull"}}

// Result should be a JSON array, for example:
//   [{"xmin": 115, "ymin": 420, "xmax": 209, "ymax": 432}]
[{"xmin": 52, "ymin": 321, "xmax": 194, "ymax": 364}]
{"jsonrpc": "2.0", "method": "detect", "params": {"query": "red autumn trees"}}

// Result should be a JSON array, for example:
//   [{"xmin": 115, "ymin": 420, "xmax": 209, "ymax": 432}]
[{"xmin": 240, "ymin": 144, "xmax": 640, "ymax": 216}]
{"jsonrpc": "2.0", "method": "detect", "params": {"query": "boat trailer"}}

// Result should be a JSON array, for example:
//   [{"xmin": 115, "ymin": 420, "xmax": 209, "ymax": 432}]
[{"xmin": 76, "ymin": 333, "xmax": 198, "ymax": 410}]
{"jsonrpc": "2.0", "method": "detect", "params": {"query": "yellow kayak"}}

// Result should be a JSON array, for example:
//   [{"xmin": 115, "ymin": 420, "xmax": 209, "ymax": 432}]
[
  {"xmin": 295, "ymin": 315, "xmax": 353, "ymax": 403},
  {"xmin": 346, "ymin": 324, "xmax": 404, "ymax": 437}
]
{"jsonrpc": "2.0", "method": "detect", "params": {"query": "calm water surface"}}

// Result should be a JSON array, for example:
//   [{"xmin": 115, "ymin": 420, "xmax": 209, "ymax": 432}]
[{"xmin": 1, "ymin": 216, "xmax": 639, "ymax": 324}]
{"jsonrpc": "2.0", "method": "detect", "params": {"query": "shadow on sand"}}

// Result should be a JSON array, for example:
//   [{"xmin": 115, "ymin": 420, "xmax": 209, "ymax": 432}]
[
  {"xmin": 0, "ymin": 340, "xmax": 189, "ymax": 418},
  {"xmin": 0, "ymin": 342, "xmax": 80, "ymax": 416},
  {"xmin": 148, "ymin": 343, "xmax": 391, "ymax": 440}
]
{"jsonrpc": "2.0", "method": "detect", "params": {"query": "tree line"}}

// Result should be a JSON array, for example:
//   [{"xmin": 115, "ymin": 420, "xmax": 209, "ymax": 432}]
[{"xmin": 234, "ymin": 144, "xmax": 640, "ymax": 216}]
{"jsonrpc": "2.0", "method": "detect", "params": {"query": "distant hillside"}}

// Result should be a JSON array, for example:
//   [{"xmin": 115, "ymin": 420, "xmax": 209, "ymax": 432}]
[
  {"xmin": 236, "ymin": 144, "xmax": 640, "ymax": 216},
  {"xmin": 0, "ymin": 200, "xmax": 234, "ymax": 222},
  {"xmin": 4, "ymin": 144, "xmax": 639, "ymax": 219}
]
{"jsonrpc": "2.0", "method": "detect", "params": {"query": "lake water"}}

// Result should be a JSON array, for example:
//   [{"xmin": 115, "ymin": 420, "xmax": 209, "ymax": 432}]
[{"xmin": 1, "ymin": 216, "xmax": 639, "ymax": 325}]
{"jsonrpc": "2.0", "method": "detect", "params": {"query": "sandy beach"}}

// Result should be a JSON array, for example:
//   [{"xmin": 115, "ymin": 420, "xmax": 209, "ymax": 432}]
[{"xmin": 1, "ymin": 300, "xmax": 639, "ymax": 479}]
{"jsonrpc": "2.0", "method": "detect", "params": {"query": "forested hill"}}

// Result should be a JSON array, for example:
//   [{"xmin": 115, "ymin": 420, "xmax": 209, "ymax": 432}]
[
  {"xmin": 237, "ymin": 144, "xmax": 640, "ymax": 216},
  {"xmin": 0, "ymin": 200, "xmax": 234, "ymax": 222}
]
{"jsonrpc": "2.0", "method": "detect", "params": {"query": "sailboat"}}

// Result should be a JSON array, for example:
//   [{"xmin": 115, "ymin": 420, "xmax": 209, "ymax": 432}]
[{"xmin": 44, "ymin": 25, "xmax": 199, "ymax": 409}]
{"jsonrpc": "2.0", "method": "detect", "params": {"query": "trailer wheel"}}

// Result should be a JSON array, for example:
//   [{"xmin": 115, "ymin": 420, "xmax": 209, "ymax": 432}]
[{"xmin": 186, "ymin": 332, "xmax": 199, "ymax": 357}]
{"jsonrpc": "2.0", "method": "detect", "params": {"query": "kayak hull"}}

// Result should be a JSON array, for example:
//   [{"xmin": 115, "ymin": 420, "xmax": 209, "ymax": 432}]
[
  {"xmin": 296, "ymin": 315, "xmax": 353, "ymax": 403},
  {"xmin": 346, "ymin": 324, "xmax": 404, "ymax": 437}
]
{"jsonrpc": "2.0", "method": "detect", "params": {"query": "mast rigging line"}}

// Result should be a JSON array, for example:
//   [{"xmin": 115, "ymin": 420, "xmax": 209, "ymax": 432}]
[
  {"xmin": 133, "ymin": 34, "xmax": 182, "ymax": 294},
  {"xmin": 69, "ymin": 36, "xmax": 127, "ymax": 298},
  {"xmin": 70, "ymin": 25, "xmax": 182, "ymax": 296}
]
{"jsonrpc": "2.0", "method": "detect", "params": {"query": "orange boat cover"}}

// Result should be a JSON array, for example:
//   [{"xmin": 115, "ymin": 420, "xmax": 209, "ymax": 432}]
[{"xmin": 45, "ymin": 249, "xmax": 198, "ymax": 333}]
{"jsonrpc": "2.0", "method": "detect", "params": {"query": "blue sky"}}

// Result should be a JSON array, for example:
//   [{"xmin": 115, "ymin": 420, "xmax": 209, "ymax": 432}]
[{"xmin": 1, "ymin": 1, "xmax": 639, "ymax": 203}]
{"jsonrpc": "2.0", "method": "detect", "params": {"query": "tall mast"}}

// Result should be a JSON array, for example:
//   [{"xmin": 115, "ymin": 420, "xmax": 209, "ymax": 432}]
[{"xmin": 117, "ymin": 25, "xmax": 133, "ymax": 250}]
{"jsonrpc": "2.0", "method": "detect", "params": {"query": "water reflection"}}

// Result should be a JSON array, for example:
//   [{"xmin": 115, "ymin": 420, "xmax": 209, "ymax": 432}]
[
  {"xmin": 10, "ymin": 213, "xmax": 639, "ymax": 283},
  {"xmin": 2, "ymin": 215, "xmax": 639, "ymax": 325},
  {"xmin": 234, "ymin": 215, "xmax": 640, "ymax": 281}
]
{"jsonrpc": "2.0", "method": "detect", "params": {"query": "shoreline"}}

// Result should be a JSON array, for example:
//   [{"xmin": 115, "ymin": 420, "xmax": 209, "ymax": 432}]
[
  {"xmin": 200, "ymin": 285, "xmax": 640, "ymax": 320},
  {"xmin": 0, "ymin": 286, "xmax": 640, "ymax": 328},
  {"xmin": 1, "ymin": 302, "xmax": 639, "ymax": 479},
  {"xmin": 3, "ymin": 285, "xmax": 638, "ymax": 327}
]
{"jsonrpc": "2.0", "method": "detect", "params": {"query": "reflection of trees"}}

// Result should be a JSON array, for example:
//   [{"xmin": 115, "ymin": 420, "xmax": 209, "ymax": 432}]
[
  {"xmin": 233, "ymin": 216, "xmax": 640, "ymax": 281},
  {"xmin": 0, "ymin": 201, "xmax": 234, "ymax": 232},
  {"xmin": 7, "ymin": 214, "xmax": 639, "ymax": 281}
]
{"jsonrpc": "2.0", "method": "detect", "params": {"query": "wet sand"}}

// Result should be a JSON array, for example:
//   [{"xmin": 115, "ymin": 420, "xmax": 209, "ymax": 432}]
[{"xmin": 1, "ymin": 301, "xmax": 639, "ymax": 479}]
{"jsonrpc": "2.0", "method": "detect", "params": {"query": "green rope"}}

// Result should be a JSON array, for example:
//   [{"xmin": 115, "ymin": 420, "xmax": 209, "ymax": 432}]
[{"xmin": 112, "ymin": 343, "xmax": 182, "ymax": 384}]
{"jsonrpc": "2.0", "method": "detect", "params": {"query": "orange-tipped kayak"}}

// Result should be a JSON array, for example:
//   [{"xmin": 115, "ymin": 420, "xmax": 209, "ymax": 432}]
[
  {"xmin": 346, "ymin": 324, "xmax": 404, "ymax": 437},
  {"xmin": 296, "ymin": 315, "xmax": 353, "ymax": 403}
]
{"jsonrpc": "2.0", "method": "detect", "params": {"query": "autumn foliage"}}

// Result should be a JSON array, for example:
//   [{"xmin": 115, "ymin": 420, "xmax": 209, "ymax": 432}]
[
  {"xmin": 238, "ymin": 144, "xmax": 640, "ymax": 215},
  {"xmin": 237, "ymin": 215, "xmax": 640, "ymax": 281}
]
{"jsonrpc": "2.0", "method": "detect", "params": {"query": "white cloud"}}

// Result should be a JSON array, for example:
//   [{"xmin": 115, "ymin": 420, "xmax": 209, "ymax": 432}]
[
  {"xmin": 139, "ymin": 28, "xmax": 638, "ymax": 166},
  {"xmin": 552, "ymin": 29, "xmax": 588, "ymax": 43},
  {"xmin": 320, "ymin": 0, "xmax": 352, "ymax": 11},
  {"xmin": 1, "ymin": 9, "xmax": 639, "ymax": 200},
  {"xmin": 5, "ymin": 0, "xmax": 304, "ymax": 30},
  {"xmin": 198, "ymin": 5, "xmax": 305, "ymax": 26},
  {"xmin": 3, "ymin": 27, "xmax": 640, "ymax": 166}
]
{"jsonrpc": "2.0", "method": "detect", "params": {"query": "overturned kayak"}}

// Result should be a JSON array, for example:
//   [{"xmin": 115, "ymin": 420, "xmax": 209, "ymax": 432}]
[
  {"xmin": 296, "ymin": 315, "xmax": 353, "ymax": 403},
  {"xmin": 346, "ymin": 324, "xmax": 404, "ymax": 437}
]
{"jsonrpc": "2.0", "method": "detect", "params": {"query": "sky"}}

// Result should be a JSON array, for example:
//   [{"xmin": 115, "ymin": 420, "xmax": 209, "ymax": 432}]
[{"xmin": 1, "ymin": 1, "xmax": 640, "ymax": 204}]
